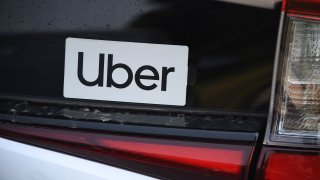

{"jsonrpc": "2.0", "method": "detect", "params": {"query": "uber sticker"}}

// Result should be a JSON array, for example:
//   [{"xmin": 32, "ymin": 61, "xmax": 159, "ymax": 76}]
[{"xmin": 64, "ymin": 38, "xmax": 188, "ymax": 106}]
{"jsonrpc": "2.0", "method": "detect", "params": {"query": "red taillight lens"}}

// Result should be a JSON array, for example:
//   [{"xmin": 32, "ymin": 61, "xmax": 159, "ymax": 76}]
[
  {"xmin": 257, "ymin": 147, "xmax": 320, "ymax": 180},
  {"xmin": 266, "ymin": 153, "xmax": 320, "ymax": 180},
  {"xmin": 0, "ymin": 123, "xmax": 253, "ymax": 179}
]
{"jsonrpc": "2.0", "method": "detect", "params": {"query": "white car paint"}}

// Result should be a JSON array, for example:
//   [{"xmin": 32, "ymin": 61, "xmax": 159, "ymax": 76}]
[{"xmin": 0, "ymin": 138, "xmax": 155, "ymax": 180}]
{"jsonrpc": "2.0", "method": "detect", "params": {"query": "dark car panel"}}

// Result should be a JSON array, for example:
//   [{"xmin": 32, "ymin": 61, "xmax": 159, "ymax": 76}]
[{"xmin": 0, "ymin": 0, "xmax": 281, "ymax": 112}]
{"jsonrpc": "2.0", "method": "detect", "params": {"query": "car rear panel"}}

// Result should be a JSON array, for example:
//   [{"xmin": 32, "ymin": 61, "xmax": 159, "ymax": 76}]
[
  {"xmin": 0, "ymin": 98, "xmax": 264, "ymax": 179},
  {"xmin": 0, "ymin": 0, "xmax": 282, "ymax": 179},
  {"xmin": 0, "ymin": 0, "xmax": 281, "ymax": 111}
]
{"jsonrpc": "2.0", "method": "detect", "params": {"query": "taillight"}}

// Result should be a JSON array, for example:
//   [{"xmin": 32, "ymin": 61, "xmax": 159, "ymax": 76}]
[
  {"xmin": 258, "ymin": 0, "xmax": 320, "ymax": 179},
  {"xmin": 257, "ymin": 147, "xmax": 320, "ymax": 180},
  {"xmin": 0, "ymin": 123, "xmax": 254, "ymax": 180},
  {"xmin": 265, "ymin": 0, "xmax": 320, "ymax": 148}
]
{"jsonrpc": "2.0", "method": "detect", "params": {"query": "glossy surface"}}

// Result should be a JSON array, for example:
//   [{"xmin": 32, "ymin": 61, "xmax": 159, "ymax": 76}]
[
  {"xmin": 0, "ymin": 138, "xmax": 153, "ymax": 180},
  {"xmin": 0, "ymin": 123, "xmax": 254, "ymax": 179},
  {"xmin": 256, "ymin": 147, "xmax": 320, "ymax": 180},
  {"xmin": 0, "ymin": 0, "xmax": 281, "ymax": 112}
]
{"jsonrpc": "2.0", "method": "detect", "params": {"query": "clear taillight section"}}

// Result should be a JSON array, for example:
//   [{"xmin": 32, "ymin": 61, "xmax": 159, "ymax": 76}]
[
  {"xmin": 266, "ymin": 0, "xmax": 320, "ymax": 146},
  {"xmin": 279, "ymin": 19, "xmax": 320, "ymax": 136}
]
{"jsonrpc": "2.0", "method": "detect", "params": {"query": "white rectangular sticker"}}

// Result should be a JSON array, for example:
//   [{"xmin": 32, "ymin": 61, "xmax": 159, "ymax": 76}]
[{"xmin": 64, "ymin": 38, "xmax": 188, "ymax": 106}]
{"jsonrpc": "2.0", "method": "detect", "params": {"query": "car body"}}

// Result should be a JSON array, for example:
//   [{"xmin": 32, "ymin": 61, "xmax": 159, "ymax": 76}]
[{"xmin": 0, "ymin": 0, "xmax": 319, "ymax": 179}]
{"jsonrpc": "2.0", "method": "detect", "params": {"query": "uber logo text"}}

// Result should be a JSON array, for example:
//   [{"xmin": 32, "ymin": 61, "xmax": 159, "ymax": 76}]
[{"xmin": 77, "ymin": 52, "xmax": 175, "ymax": 91}]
